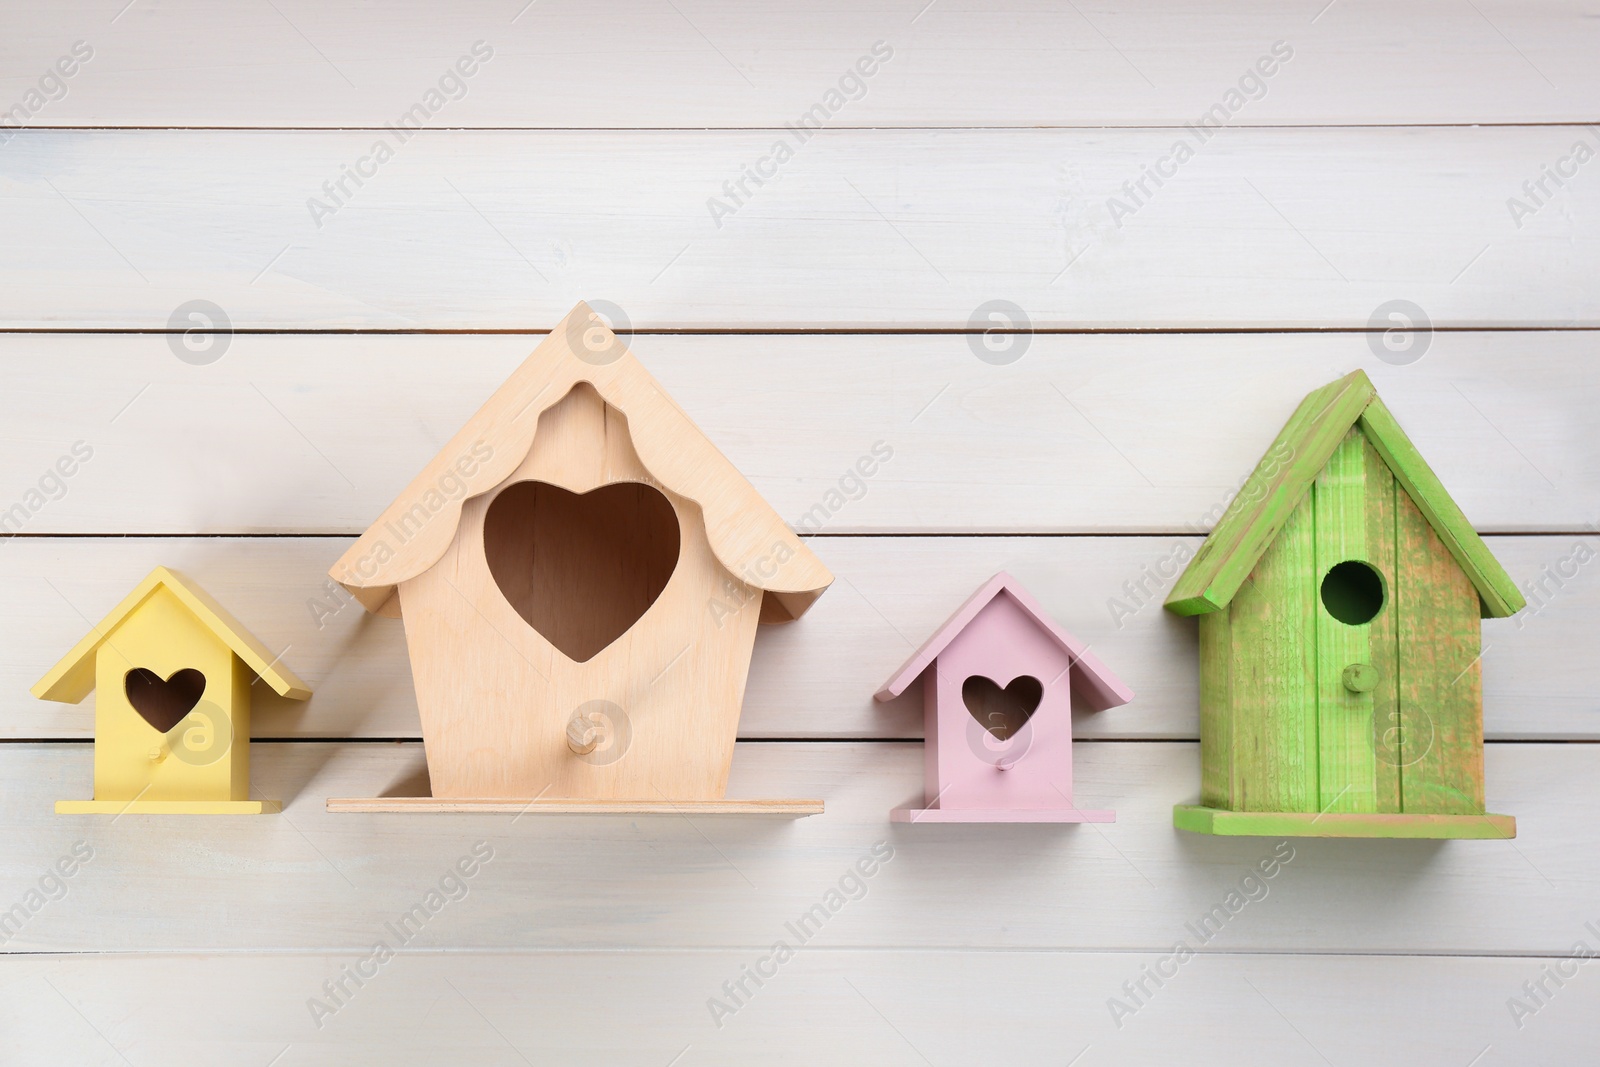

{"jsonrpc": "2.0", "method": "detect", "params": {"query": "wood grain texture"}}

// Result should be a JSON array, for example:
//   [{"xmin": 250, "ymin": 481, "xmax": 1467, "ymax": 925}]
[
  {"xmin": 1, "ymin": 332, "xmax": 1592, "ymax": 536},
  {"xmin": 8, "ymin": 1, "xmax": 1600, "ymax": 1054},
  {"xmin": 1196, "ymin": 610, "xmax": 1231, "ymax": 810},
  {"xmin": 324, "ymin": 798, "xmax": 824, "ymax": 814},
  {"xmin": 1167, "ymin": 371, "xmax": 1372, "ymax": 615},
  {"xmin": 4, "ymin": 128, "xmax": 1600, "ymax": 328},
  {"xmin": 9, "ymin": 0, "xmax": 1600, "ymax": 127},
  {"xmin": 1366, "ymin": 437, "xmax": 1403, "ymax": 813},
  {"xmin": 394, "ymin": 377, "xmax": 774, "ymax": 801},
  {"xmin": 1360, "ymin": 397, "xmax": 1527, "ymax": 616},
  {"xmin": 4, "ymin": 951, "xmax": 1595, "ymax": 1067},
  {"xmin": 1227, "ymin": 491, "xmax": 1318, "ymax": 812},
  {"xmin": 1312, "ymin": 429, "xmax": 1377, "ymax": 813},
  {"xmin": 2, "ymin": 535, "xmax": 1586, "ymax": 741},
  {"xmin": 1396, "ymin": 489, "xmax": 1489, "ymax": 814},
  {"xmin": 0, "ymin": 740, "xmax": 1589, "ymax": 956}
]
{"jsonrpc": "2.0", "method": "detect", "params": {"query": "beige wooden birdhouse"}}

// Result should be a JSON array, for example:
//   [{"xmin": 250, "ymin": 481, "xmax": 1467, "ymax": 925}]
[{"xmin": 326, "ymin": 303, "xmax": 832, "ymax": 814}]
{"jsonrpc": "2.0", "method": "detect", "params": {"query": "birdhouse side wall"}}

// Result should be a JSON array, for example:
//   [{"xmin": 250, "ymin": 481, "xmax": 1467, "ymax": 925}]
[
  {"xmin": 229, "ymin": 655, "xmax": 252, "ymax": 800},
  {"xmin": 1393, "ymin": 486, "xmax": 1486, "ymax": 814},
  {"xmin": 91, "ymin": 588, "xmax": 243, "ymax": 803},
  {"xmin": 1197, "ymin": 610, "xmax": 1232, "ymax": 810},
  {"xmin": 930, "ymin": 593, "xmax": 1078, "ymax": 810}
]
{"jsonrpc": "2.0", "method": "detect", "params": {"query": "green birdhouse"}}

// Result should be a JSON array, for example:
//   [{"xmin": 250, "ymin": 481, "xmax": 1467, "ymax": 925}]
[{"xmin": 1166, "ymin": 370, "xmax": 1525, "ymax": 839}]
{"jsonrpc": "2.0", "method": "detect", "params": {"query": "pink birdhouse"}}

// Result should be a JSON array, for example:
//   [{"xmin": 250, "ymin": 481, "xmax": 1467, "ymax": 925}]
[{"xmin": 875, "ymin": 573, "xmax": 1133, "ymax": 823}]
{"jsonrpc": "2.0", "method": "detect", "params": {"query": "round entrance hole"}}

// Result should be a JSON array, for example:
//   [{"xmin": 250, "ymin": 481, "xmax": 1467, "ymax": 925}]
[{"xmin": 1320, "ymin": 560, "xmax": 1385, "ymax": 626}]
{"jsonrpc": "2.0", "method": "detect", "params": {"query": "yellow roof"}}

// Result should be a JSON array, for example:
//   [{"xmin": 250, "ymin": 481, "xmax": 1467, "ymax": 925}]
[{"xmin": 31, "ymin": 566, "xmax": 312, "ymax": 703}]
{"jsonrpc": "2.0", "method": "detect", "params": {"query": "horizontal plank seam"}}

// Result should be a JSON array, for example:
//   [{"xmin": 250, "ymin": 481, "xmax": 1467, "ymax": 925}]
[
  {"xmin": 0, "ymin": 738, "xmax": 1591, "ymax": 745},
  {"xmin": 1, "ymin": 947, "xmax": 1593, "ymax": 959},
  {"xmin": 1, "ymin": 532, "xmax": 1586, "ymax": 540},
  {"xmin": 10, "ymin": 122, "xmax": 1600, "ymax": 132},
  {"xmin": 5, "ymin": 326, "xmax": 1600, "ymax": 337}
]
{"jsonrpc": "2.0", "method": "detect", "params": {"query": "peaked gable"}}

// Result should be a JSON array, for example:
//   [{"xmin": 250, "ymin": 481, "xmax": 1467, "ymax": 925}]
[
  {"xmin": 875, "ymin": 572, "xmax": 1134, "ymax": 712},
  {"xmin": 330, "ymin": 302, "xmax": 833, "ymax": 622},
  {"xmin": 1165, "ymin": 370, "xmax": 1524, "ymax": 618},
  {"xmin": 32, "ymin": 566, "xmax": 312, "ymax": 703}
]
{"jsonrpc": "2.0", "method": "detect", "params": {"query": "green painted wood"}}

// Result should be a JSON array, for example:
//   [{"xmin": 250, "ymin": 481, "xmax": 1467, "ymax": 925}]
[
  {"xmin": 1173, "ymin": 805, "xmax": 1516, "ymax": 839},
  {"xmin": 1226, "ymin": 489, "xmax": 1317, "ymax": 812},
  {"xmin": 1166, "ymin": 370, "xmax": 1525, "ymax": 620},
  {"xmin": 1365, "ymin": 436, "xmax": 1404, "ymax": 814},
  {"xmin": 1359, "ymin": 398, "xmax": 1526, "ymax": 618},
  {"xmin": 1166, "ymin": 370, "xmax": 1375, "ymax": 616},
  {"xmin": 1395, "ymin": 489, "xmax": 1488, "ymax": 815},
  {"xmin": 1313, "ymin": 427, "xmax": 1378, "ymax": 814},
  {"xmin": 1197, "ymin": 610, "xmax": 1232, "ymax": 809}
]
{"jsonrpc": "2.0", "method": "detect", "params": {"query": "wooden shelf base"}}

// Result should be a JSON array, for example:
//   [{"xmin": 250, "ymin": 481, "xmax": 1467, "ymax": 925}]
[
  {"xmin": 56, "ymin": 799, "xmax": 282, "ymax": 815},
  {"xmin": 1174, "ymin": 805, "xmax": 1516, "ymax": 839},
  {"xmin": 892, "ymin": 807, "xmax": 1115, "ymax": 824},
  {"xmin": 326, "ymin": 797, "xmax": 824, "ymax": 815}
]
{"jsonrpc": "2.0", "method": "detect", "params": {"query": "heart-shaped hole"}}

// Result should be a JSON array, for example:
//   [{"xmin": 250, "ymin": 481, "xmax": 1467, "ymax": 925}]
[
  {"xmin": 124, "ymin": 667, "xmax": 207, "ymax": 733},
  {"xmin": 962, "ymin": 675, "xmax": 1042, "ymax": 741},
  {"xmin": 484, "ymin": 480, "xmax": 681, "ymax": 663}
]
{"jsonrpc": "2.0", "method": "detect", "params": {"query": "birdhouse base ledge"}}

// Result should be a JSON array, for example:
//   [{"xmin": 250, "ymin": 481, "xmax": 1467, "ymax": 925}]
[
  {"xmin": 325, "ymin": 797, "xmax": 824, "ymax": 816},
  {"xmin": 56, "ymin": 799, "xmax": 281, "ymax": 815},
  {"xmin": 892, "ymin": 807, "xmax": 1116, "ymax": 824},
  {"xmin": 1173, "ymin": 805, "xmax": 1516, "ymax": 839}
]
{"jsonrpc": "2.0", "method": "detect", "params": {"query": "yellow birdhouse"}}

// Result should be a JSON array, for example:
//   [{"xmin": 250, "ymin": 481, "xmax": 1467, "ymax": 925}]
[{"xmin": 31, "ymin": 566, "xmax": 311, "ymax": 814}]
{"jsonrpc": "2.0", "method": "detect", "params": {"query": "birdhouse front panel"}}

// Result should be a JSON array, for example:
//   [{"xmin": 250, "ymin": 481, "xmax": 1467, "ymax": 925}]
[
  {"xmin": 397, "ymin": 381, "xmax": 764, "ymax": 800},
  {"xmin": 328, "ymin": 304, "xmax": 832, "ymax": 810},
  {"xmin": 1203, "ymin": 426, "xmax": 1487, "ymax": 820},
  {"xmin": 927, "ymin": 592, "xmax": 1079, "ymax": 811},
  {"xmin": 90, "ymin": 585, "xmax": 247, "ymax": 803}
]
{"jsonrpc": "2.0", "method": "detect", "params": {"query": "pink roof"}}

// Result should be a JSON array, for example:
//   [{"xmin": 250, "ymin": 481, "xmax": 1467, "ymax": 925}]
[{"xmin": 873, "ymin": 572, "xmax": 1133, "ymax": 711}]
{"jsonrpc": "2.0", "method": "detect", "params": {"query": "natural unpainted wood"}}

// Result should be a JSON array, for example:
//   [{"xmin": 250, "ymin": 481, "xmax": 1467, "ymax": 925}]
[
  {"xmin": 325, "ymin": 798, "xmax": 823, "ymax": 815},
  {"xmin": 336, "ymin": 308, "xmax": 831, "ymax": 802}
]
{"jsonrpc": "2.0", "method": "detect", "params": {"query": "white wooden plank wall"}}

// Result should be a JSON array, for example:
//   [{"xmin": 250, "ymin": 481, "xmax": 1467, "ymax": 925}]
[{"xmin": 2, "ymin": 3, "xmax": 1597, "ymax": 1064}]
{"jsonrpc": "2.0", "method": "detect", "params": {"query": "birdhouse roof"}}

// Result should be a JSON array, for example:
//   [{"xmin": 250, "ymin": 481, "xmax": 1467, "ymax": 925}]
[
  {"xmin": 874, "ymin": 572, "xmax": 1134, "ymax": 711},
  {"xmin": 1164, "ymin": 369, "xmax": 1525, "ymax": 618},
  {"xmin": 31, "ymin": 566, "xmax": 312, "ymax": 704},
  {"xmin": 330, "ymin": 303, "xmax": 833, "ymax": 621}
]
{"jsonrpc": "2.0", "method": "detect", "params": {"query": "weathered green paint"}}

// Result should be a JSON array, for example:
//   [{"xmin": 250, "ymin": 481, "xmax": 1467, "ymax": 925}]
[
  {"xmin": 1313, "ymin": 428, "xmax": 1378, "ymax": 813},
  {"xmin": 1226, "ymin": 488, "xmax": 1317, "ymax": 813},
  {"xmin": 1167, "ymin": 372, "xmax": 1374, "ymax": 616},
  {"xmin": 1172, "ymin": 372, "xmax": 1519, "ymax": 839},
  {"xmin": 1395, "ymin": 488, "xmax": 1487, "ymax": 814},
  {"xmin": 1197, "ymin": 610, "xmax": 1232, "ymax": 809},
  {"xmin": 1365, "ymin": 438, "xmax": 1403, "ymax": 814},
  {"xmin": 1359, "ymin": 398, "xmax": 1524, "ymax": 618},
  {"xmin": 1173, "ymin": 805, "xmax": 1515, "ymax": 839},
  {"xmin": 1166, "ymin": 370, "xmax": 1525, "ymax": 619}
]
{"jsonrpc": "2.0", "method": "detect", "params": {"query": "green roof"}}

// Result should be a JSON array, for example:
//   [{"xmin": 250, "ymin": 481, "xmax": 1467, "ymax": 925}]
[{"xmin": 1165, "ymin": 370, "xmax": 1525, "ymax": 619}]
